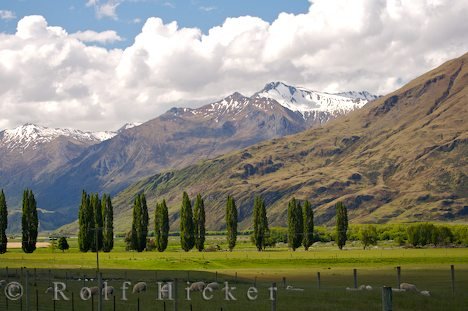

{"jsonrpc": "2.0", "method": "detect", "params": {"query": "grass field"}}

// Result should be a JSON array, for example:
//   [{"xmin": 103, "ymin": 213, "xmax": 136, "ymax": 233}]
[{"xmin": 1, "ymin": 236, "xmax": 468, "ymax": 310}]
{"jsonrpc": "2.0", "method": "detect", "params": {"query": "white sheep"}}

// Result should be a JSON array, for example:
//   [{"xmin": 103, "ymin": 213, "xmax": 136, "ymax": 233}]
[
  {"xmin": 205, "ymin": 282, "xmax": 220, "ymax": 290},
  {"xmin": 392, "ymin": 288, "xmax": 406, "ymax": 292},
  {"xmin": 189, "ymin": 281, "xmax": 206, "ymax": 292},
  {"xmin": 400, "ymin": 283, "xmax": 419, "ymax": 292},
  {"xmin": 161, "ymin": 283, "xmax": 171, "ymax": 299},
  {"xmin": 81, "ymin": 286, "xmax": 100, "ymax": 299},
  {"xmin": 346, "ymin": 285, "xmax": 373, "ymax": 291},
  {"xmin": 102, "ymin": 286, "xmax": 114, "ymax": 296},
  {"xmin": 133, "ymin": 282, "xmax": 147, "ymax": 294},
  {"xmin": 286, "ymin": 285, "xmax": 304, "ymax": 292},
  {"xmin": 420, "ymin": 290, "xmax": 430, "ymax": 297}
]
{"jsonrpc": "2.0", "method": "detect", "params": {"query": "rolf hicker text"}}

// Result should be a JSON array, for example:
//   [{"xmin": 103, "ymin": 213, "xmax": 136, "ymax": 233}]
[{"xmin": 3, "ymin": 281, "xmax": 278, "ymax": 302}]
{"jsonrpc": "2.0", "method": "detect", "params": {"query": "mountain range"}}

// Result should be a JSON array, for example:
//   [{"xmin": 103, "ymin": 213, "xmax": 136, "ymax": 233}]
[
  {"xmin": 0, "ymin": 82, "xmax": 377, "ymax": 231},
  {"xmin": 89, "ymin": 52, "xmax": 467, "ymax": 233}
]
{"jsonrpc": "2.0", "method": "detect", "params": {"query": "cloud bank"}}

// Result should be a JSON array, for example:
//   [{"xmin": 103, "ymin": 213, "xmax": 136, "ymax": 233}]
[{"xmin": 0, "ymin": 0, "xmax": 467, "ymax": 131}]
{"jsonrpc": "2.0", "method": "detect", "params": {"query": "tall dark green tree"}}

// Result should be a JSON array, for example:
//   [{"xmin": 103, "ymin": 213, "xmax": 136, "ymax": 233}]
[
  {"xmin": 287, "ymin": 198, "xmax": 303, "ymax": 251},
  {"xmin": 21, "ymin": 189, "xmax": 38, "ymax": 253},
  {"xmin": 0, "ymin": 190, "xmax": 7, "ymax": 254},
  {"xmin": 101, "ymin": 194, "xmax": 114, "ymax": 252},
  {"xmin": 155, "ymin": 200, "xmax": 169, "ymax": 252},
  {"xmin": 130, "ymin": 195, "xmax": 141, "ymax": 251},
  {"xmin": 90, "ymin": 193, "xmax": 103, "ymax": 252},
  {"xmin": 194, "ymin": 194, "xmax": 206, "ymax": 252},
  {"xmin": 335, "ymin": 201, "xmax": 348, "ymax": 250},
  {"xmin": 180, "ymin": 192, "xmax": 195, "ymax": 252},
  {"xmin": 302, "ymin": 200, "xmax": 314, "ymax": 251},
  {"xmin": 225, "ymin": 195, "xmax": 238, "ymax": 251},
  {"xmin": 78, "ymin": 191, "xmax": 91, "ymax": 252},
  {"xmin": 140, "ymin": 194, "xmax": 149, "ymax": 251},
  {"xmin": 131, "ymin": 194, "xmax": 149, "ymax": 252},
  {"xmin": 253, "ymin": 196, "xmax": 269, "ymax": 251}
]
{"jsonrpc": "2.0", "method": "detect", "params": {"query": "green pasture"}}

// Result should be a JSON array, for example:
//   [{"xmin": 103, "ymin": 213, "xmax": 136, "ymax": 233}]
[{"xmin": 1, "ymin": 237, "xmax": 468, "ymax": 310}]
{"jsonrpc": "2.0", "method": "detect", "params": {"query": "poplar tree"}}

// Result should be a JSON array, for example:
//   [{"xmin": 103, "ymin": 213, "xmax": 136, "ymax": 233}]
[
  {"xmin": 140, "ymin": 193, "xmax": 149, "ymax": 251},
  {"xmin": 78, "ymin": 190, "xmax": 91, "ymax": 252},
  {"xmin": 90, "ymin": 193, "xmax": 103, "ymax": 252},
  {"xmin": 180, "ymin": 192, "xmax": 194, "ymax": 252},
  {"xmin": 194, "ymin": 194, "xmax": 206, "ymax": 252},
  {"xmin": 225, "ymin": 195, "xmax": 238, "ymax": 251},
  {"xmin": 253, "ymin": 196, "xmax": 269, "ymax": 251},
  {"xmin": 288, "ymin": 198, "xmax": 303, "ymax": 251},
  {"xmin": 87, "ymin": 192, "xmax": 95, "ymax": 251},
  {"xmin": 155, "ymin": 200, "xmax": 169, "ymax": 252},
  {"xmin": 0, "ymin": 190, "xmax": 7, "ymax": 254},
  {"xmin": 102, "ymin": 194, "xmax": 114, "ymax": 252},
  {"xmin": 130, "ymin": 195, "xmax": 141, "ymax": 251},
  {"xmin": 302, "ymin": 200, "xmax": 314, "ymax": 251},
  {"xmin": 336, "ymin": 201, "xmax": 348, "ymax": 250},
  {"xmin": 131, "ymin": 194, "xmax": 149, "ymax": 252},
  {"xmin": 21, "ymin": 189, "xmax": 38, "ymax": 253}
]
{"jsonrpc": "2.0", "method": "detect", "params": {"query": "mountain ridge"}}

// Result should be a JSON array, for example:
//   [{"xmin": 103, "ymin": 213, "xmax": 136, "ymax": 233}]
[{"xmin": 92, "ymin": 53, "xmax": 468, "ymax": 233}]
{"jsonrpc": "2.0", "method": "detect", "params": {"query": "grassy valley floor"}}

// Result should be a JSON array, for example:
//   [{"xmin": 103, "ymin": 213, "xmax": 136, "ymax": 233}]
[{"xmin": 1, "ymin": 237, "xmax": 468, "ymax": 310}]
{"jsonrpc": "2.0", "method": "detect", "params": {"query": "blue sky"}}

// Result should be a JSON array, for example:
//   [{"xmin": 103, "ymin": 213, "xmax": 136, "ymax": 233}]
[{"xmin": 0, "ymin": 0, "xmax": 310, "ymax": 48}]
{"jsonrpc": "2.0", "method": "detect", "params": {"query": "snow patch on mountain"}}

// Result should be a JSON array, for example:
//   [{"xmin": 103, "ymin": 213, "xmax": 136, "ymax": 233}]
[
  {"xmin": 255, "ymin": 82, "xmax": 377, "ymax": 117},
  {"xmin": 0, "ymin": 124, "xmax": 115, "ymax": 151}
]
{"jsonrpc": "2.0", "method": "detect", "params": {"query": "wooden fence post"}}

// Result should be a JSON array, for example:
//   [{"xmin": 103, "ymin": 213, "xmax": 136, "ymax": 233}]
[
  {"xmin": 353, "ymin": 269, "xmax": 357, "ymax": 289},
  {"xmin": 271, "ymin": 282, "xmax": 277, "ymax": 311},
  {"xmin": 382, "ymin": 286, "xmax": 392, "ymax": 311},
  {"xmin": 317, "ymin": 272, "xmax": 321, "ymax": 289},
  {"xmin": 396, "ymin": 266, "xmax": 401, "ymax": 289},
  {"xmin": 451, "ymin": 265, "xmax": 455, "ymax": 295},
  {"xmin": 173, "ymin": 278, "xmax": 178, "ymax": 311}
]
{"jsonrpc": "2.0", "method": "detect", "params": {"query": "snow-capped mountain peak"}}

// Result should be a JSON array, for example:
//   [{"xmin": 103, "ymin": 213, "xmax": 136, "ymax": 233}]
[
  {"xmin": 0, "ymin": 124, "xmax": 116, "ymax": 151},
  {"xmin": 118, "ymin": 122, "xmax": 142, "ymax": 132},
  {"xmin": 255, "ymin": 81, "xmax": 378, "ymax": 121}
]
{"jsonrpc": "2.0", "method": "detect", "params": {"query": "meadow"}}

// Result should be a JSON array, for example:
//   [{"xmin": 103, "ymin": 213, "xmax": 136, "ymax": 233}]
[{"xmin": 1, "ymin": 236, "xmax": 468, "ymax": 310}]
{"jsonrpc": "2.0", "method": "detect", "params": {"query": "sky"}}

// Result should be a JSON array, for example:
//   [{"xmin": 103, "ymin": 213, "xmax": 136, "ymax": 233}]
[{"xmin": 0, "ymin": 0, "xmax": 467, "ymax": 131}]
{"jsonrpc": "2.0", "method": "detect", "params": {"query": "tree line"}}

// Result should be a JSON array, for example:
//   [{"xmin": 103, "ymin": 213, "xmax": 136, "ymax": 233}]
[
  {"xmin": 125, "ymin": 192, "xmax": 239, "ymax": 252},
  {"xmin": 78, "ymin": 191, "xmax": 114, "ymax": 252},
  {"xmin": 124, "ymin": 193, "xmax": 347, "ymax": 252}
]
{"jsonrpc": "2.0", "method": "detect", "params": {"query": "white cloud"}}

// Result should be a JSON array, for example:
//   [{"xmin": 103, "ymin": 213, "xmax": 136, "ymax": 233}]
[
  {"xmin": 1, "ymin": 0, "xmax": 468, "ymax": 132},
  {"xmin": 199, "ymin": 6, "xmax": 216, "ymax": 12},
  {"xmin": 86, "ymin": 0, "xmax": 120, "ymax": 20},
  {"xmin": 0, "ymin": 10, "xmax": 16, "ymax": 20},
  {"xmin": 71, "ymin": 30, "xmax": 123, "ymax": 43},
  {"xmin": 163, "ymin": 2, "xmax": 175, "ymax": 9}
]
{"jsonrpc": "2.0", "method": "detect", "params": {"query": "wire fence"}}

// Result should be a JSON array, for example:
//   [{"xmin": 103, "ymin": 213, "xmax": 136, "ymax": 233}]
[{"xmin": 0, "ymin": 265, "xmax": 465, "ymax": 311}]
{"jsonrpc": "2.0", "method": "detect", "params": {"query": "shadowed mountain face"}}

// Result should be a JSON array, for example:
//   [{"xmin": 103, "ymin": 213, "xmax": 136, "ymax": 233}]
[{"xmin": 97, "ymin": 53, "xmax": 468, "ymax": 233}]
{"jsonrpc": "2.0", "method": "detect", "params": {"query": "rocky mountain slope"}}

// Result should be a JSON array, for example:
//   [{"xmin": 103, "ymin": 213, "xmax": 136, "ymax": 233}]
[{"xmin": 101, "ymin": 53, "xmax": 468, "ymax": 233}]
